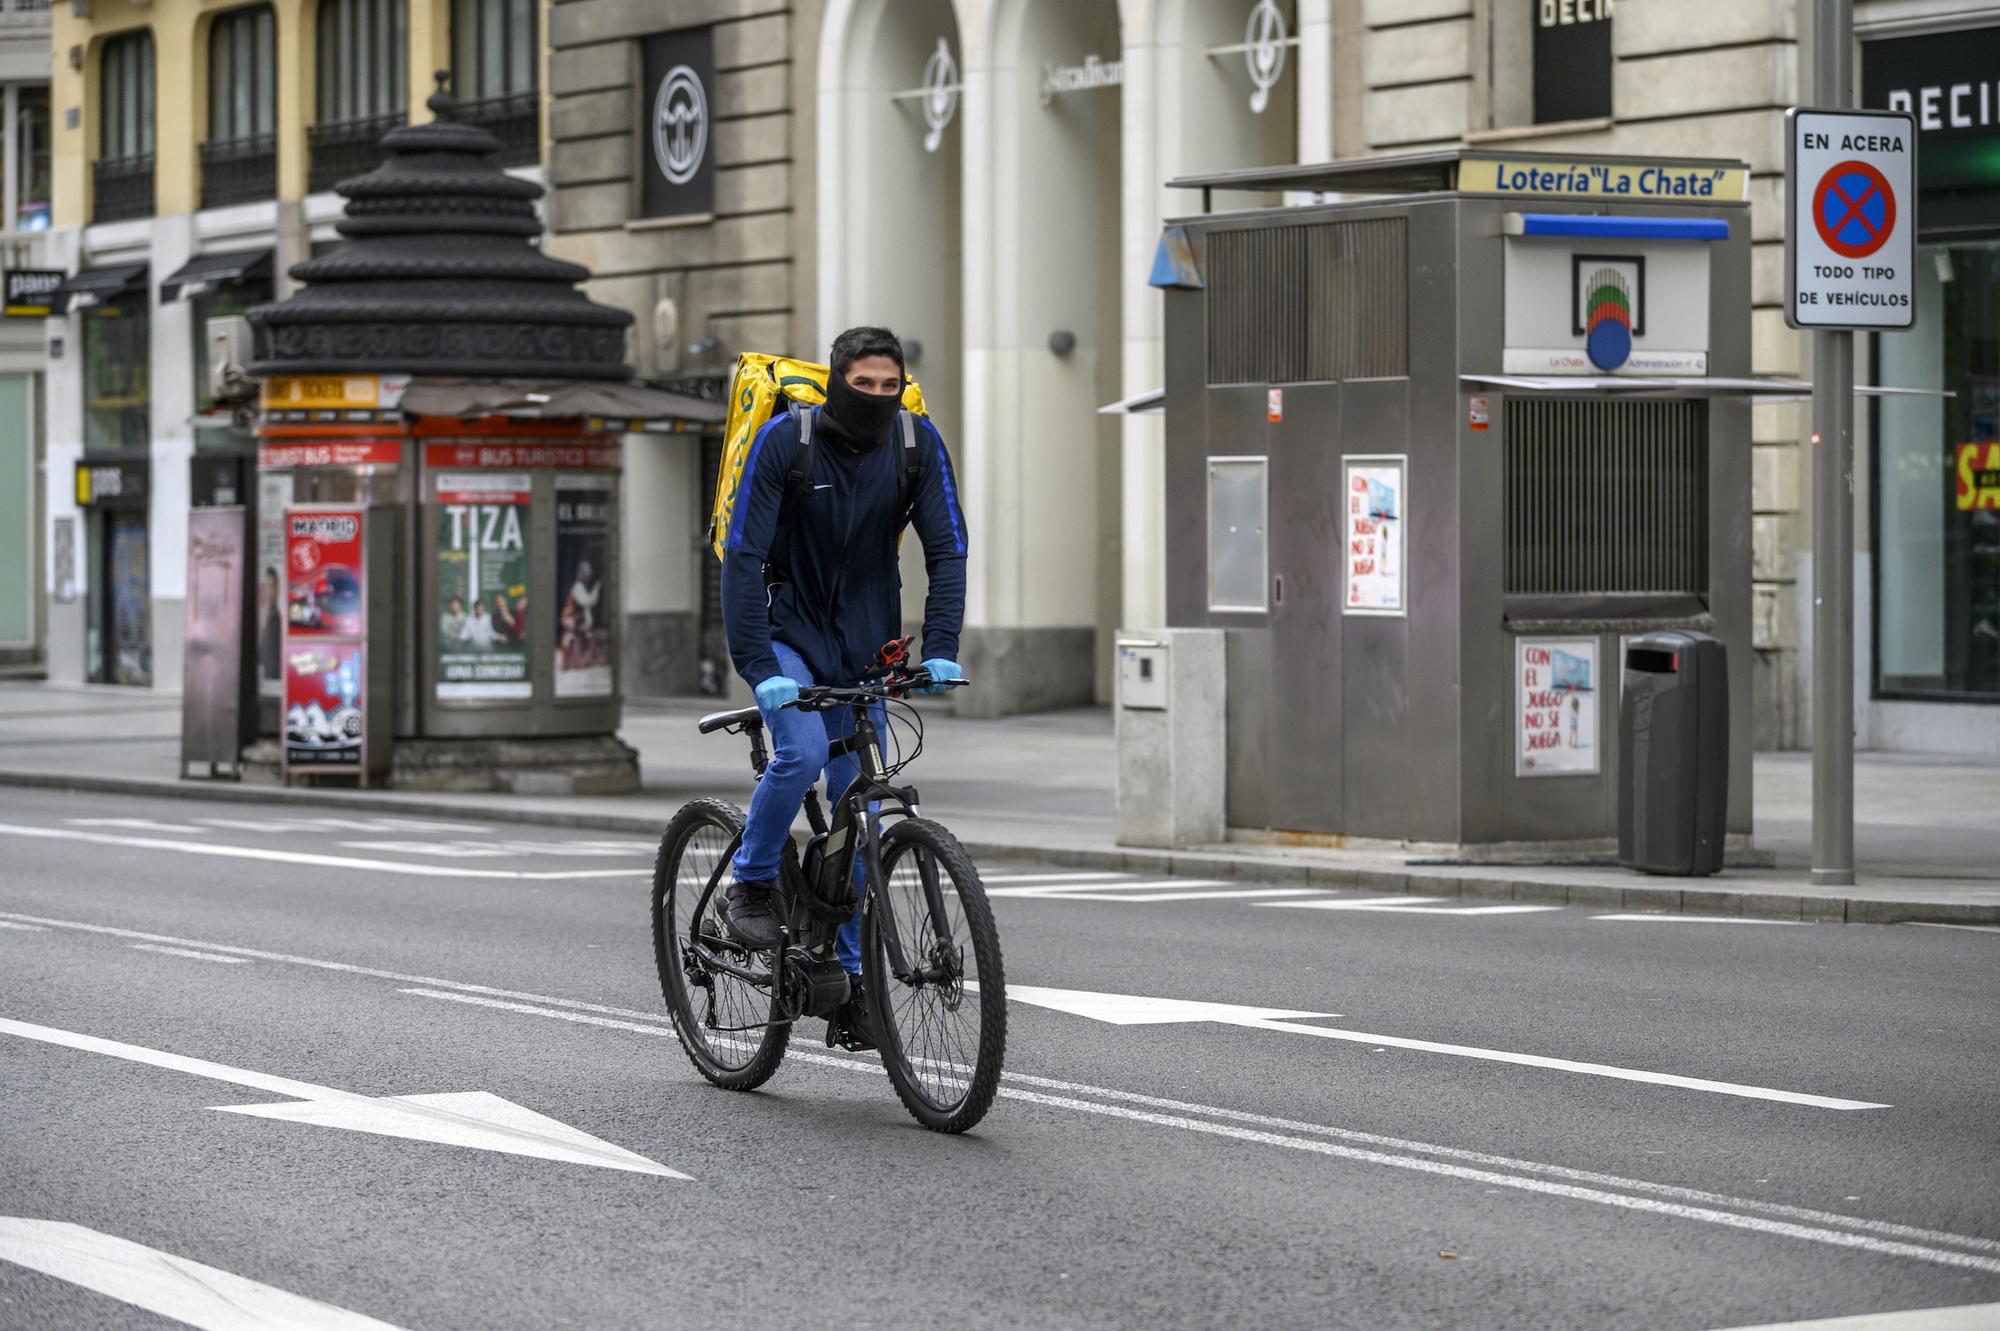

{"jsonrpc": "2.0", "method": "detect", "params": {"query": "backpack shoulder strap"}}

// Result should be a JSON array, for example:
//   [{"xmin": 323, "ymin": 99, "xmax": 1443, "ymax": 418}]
[
  {"xmin": 895, "ymin": 410, "xmax": 922, "ymax": 520},
  {"xmin": 783, "ymin": 403, "xmax": 816, "ymax": 508}
]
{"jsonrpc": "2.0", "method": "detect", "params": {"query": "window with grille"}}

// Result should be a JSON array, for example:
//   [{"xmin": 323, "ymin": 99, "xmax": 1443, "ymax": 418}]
[
  {"xmin": 95, "ymin": 32, "xmax": 155, "ymax": 222},
  {"xmin": 312, "ymin": 0, "xmax": 408, "ymax": 191},
  {"xmin": 209, "ymin": 7, "xmax": 276, "ymax": 143},
  {"xmin": 1504, "ymin": 398, "xmax": 1709, "ymax": 598},
  {"xmin": 1205, "ymin": 218, "xmax": 1407, "ymax": 385},
  {"xmin": 451, "ymin": 0, "xmax": 538, "ymax": 164}
]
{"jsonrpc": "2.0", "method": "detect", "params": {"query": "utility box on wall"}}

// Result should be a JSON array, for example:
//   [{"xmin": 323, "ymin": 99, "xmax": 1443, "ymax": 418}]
[
  {"xmin": 1115, "ymin": 630, "xmax": 1225, "ymax": 848},
  {"xmin": 1156, "ymin": 150, "xmax": 1766, "ymax": 855}
]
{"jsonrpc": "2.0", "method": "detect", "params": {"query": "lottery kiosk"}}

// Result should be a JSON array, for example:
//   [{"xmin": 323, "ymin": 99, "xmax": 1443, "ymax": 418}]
[
  {"xmin": 243, "ymin": 81, "xmax": 720, "ymax": 790},
  {"xmin": 1152, "ymin": 149, "xmax": 1779, "ymax": 855}
]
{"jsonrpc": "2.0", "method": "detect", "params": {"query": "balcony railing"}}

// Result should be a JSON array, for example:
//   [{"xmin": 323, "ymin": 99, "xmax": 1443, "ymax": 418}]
[
  {"xmin": 457, "ymin": 92, "xmax": 539, "ymax": 167},
  {"xmin": 0, "ymin": 0, "xmax": 51, "ymax": 21},
  {"xmin": 200, "ymin": 134, "xmax": 278, "ymax": 209},
  {"xmin": 307, "ymin": 112, "xmax": 405, "ymax": 194},
  {"xmin": 92, "ymin": 154, "xmax": 154, "ymax": 223}
]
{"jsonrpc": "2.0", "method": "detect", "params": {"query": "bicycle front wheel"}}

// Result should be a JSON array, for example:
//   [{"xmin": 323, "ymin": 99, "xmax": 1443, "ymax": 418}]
[
  {"xmin": 652, "ymin": 798, "xmax": 789, "ymax": 1091},
  {"xmin": 863, "ymin": 818, "xmax": 1006, "ymax": 1133}
]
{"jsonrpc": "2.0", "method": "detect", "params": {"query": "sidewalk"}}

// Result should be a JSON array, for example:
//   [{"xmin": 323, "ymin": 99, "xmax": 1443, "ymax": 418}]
[{"xmin": 1, "ymin": 680, "xmax": 1994, "ymax": 924}]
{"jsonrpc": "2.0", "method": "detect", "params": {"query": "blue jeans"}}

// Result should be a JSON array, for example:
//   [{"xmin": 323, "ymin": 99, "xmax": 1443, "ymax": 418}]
[{"xmin": 731, "ymin": 641, "xmax": 885, "ymax": 973}]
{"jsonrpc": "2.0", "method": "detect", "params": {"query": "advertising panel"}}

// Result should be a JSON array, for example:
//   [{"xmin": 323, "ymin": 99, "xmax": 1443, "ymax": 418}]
[
  {"xmin": 435, "ymin": 473, "xmax": 532, "ymax": 701},
  {"xmin": 555, "ymin": 479, "xmax": 615, "ymax": 698},
  {"xmin": 1517, "ymin": 637, "xmax": 1600, "ymax": 777},
  {"xmin": 256, "ymin": 472, "xmax": 293, "ymax": 698},
  {"xmin": 284, "ymin": 640, "xmax": 365, "ymax": 768},
  {"xmin": 639, "ymin": 26, "xmax": 717, "ymax": 220},
  {"xmin": 284, "ymin": 508, "xmax": 365, "ymax": 638},
  {"xmin": 1343, "ymin": 457, "xmax": 1405, "ymax": 616}
]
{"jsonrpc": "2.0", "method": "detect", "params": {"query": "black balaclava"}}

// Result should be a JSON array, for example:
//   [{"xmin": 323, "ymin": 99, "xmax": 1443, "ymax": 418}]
[{"xmin": 819, "ymin": 367, "xmax": 902, "ymax": 451}]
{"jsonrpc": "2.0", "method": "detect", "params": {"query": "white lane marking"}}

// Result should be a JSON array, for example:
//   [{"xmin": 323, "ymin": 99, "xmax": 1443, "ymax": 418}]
[
  {"xmin": 1593, "ymin": 914, "xmax": 1810, "ymax": 925},
  {"xmin": 196, "ymin": 816, "xmax": 493, "ymax": 834},
  {"xmin": 339, "ymin": 838, "xmax": 656, "ymax": 859},
  {"xmin": 997, "ymin": 886, "xmax": 1328, "ymax": 903},
  {"xmin": 1258, "ymin": 897, "xmax": 1564, "ymax": 916},
  {"xmin": 401, "ymin": 988, "xmax": 1999, "ymax": 1277},
  {"xmin": 0, "ymin": 1218, "xmax": 411, "ymax": 1331},
  {"xmin": 0, "ymin": 920, "xmax": 48, "ymax": 931},
  {"xmin": 68, "ymin": 818, "xmax": 200, "ymax": 834},
  {"xmin": 996, "ymin": 984, "xmax": 1336, "ymax": 1025},
  {"xmin": 980, "ymin": 871, "xmax": 1133, "ymax": 884},
  {"xmin": 0, "ymin": 822, "xmax": 646, "ymax": 880},
  {"xmin": 985, "ymin": 878, "xmax": 1229, "ymax": 896},
  {"xmin": 1702, "ymin": 1301, "xmax": 2000, "ymax": 1330},
  {"xmin": 128, "ymin": 943, "xmax": 252, "ymax": 964},
  {"xmin": 0, "ymin": 1016, "xmax": 687, "ymax": 1179},
  {"xmin": 999, "ymin": 983, "xmax": 1887, "ymax": 1111},
  {"xmin": 1908, "ymin": 923, "xmax": 2000, "ymax": 936}
]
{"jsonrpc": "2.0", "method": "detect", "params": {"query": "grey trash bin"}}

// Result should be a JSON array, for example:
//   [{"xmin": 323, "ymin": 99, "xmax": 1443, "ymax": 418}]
[{"xmin": 1618, "ymin": 631, "xmax": 1728, "ymax": 877}]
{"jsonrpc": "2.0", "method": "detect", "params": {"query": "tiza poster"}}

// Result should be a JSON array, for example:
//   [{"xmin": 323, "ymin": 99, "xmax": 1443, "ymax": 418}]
[
  {"xmin": 1343, "ymin": 456, "xmax": 1405, "ymax": 616},
  {"xmin": 555, "ymin": 480, "xmax": 615, "ymax": 698},
  {"xmin": 1517, "ymin": 637, "xmax": 1599, "ymax": 776},
  {"xmin": 436, "ymin": 474, "xmax": 532, "ymax": 701}
]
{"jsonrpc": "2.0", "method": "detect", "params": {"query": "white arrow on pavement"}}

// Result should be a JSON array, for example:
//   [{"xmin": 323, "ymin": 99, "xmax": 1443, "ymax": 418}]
[
  {"xmin": 998, "ymin": 984, "xmax": 1888, "ymax": 1110},
  {"xmin": 0, "ymin": 1016, "xmax": 688, "ymax": 1179},
  {"xmin": 0, "ymin": 1217, "xmax": 412, "ymax": 1331}
]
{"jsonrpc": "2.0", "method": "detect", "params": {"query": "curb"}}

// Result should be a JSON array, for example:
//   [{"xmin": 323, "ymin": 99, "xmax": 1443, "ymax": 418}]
[{"xmin": 1, "ymin": 768, "xmax": 1992, "ymax": 928}]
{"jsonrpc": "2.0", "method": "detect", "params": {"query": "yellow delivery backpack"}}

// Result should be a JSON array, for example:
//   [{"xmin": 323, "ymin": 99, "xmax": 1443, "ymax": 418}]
[{"xmin": 709, "ymin": 353, "xmax": 930, "ymax": 561}]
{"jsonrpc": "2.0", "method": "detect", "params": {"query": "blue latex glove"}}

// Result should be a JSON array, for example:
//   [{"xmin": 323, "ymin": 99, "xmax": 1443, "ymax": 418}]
[
  {"xmin": 919, "ymin": 658, "xmax": 963, "ymax": 695},
  {"xmin": 754, "ymin": 675, "xmax": 801, "ymax": 712}
]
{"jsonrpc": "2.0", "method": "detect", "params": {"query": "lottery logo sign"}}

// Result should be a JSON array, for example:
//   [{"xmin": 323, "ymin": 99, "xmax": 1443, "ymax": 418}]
[{"xmin": 1786, "ymin": 108, "xmax": 1916, "ymax": 330}]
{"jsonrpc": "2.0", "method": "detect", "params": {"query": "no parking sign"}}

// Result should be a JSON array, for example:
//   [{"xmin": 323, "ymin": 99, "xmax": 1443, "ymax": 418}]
[{"xmin": 1785, "ymin": 108, "xmax": 1917, "ymax": 330}]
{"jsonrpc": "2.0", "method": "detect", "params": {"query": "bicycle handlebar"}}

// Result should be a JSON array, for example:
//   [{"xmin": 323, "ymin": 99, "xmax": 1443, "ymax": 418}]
[{"xmin": 693, "ymin": 673, "xmax": 970, "ymax": 734}]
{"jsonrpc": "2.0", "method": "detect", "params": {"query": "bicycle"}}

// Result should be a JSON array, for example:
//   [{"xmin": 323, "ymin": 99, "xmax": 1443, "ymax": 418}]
[{"xmin": 650, "ymin": 643, "xmax": 1008, "ymax": 1133}]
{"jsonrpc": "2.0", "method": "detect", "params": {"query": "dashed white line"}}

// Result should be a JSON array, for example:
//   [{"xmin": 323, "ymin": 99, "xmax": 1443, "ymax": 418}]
[
  {"xmin": 1258, "ymin": 896, "xmax": 1564, "ymax": 916},
  {"xmin": 1906, "ymin": 922, "xmax": 2000, "ymax": 936},
  {"xmin": 128, "ymin": 943, "xmax": 253, "ymax": 964},
  {"xmin": 1593, "ymin": 914, "xmax": 1810, "ymax": 925}
]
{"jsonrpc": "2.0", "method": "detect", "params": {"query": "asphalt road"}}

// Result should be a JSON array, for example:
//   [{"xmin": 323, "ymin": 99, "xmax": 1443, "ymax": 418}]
[{"xmin": 0, "ymin": 785, "xmax": 1996, "ymax": 1331}]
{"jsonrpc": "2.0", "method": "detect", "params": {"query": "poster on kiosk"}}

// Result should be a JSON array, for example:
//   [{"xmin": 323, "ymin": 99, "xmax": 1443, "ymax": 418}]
[{"xmin": 282, "ymin": 505, "xmax": 376, "ymax": 779}]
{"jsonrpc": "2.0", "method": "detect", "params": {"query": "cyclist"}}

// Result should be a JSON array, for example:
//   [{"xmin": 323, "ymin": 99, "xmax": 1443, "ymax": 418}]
[{"xmin": 718, "ymin": 326, "xmax": 968, "ymax": 1048}]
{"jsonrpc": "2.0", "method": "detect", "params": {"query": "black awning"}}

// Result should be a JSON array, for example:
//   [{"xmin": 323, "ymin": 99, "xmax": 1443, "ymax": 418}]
[
  {"xmin": 161, "ymin": 248, "xmax": 273, "ymax": 302},
  {"xmin": 49, "ymin": 263, "xmax": 148, "ymax": 314}
]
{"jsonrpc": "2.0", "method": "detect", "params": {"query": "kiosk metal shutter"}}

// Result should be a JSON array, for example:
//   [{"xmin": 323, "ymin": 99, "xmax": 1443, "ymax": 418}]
[
  {"xmin": 1504, "ymin": 398, "xmax": 1708, "ymax": 597},
  {"xmin": 1205, "ymin": 218, "xmax": 1407, "ymax": 385}
]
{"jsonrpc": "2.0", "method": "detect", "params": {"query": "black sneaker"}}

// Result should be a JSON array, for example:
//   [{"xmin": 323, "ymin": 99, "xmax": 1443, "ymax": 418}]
[
  {"xmin": 720, "ymin": 878, "xmax": 782, "ymax": 950},
  {"xmin": 826, "ymin": 974, "xmax": 879, "ymax": 1053}
]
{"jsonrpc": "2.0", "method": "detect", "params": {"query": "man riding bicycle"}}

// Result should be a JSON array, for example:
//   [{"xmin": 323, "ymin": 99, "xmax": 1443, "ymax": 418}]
[{"xmin": 718, "ymin": 326, "xmax": 968, "ymax": 1049}]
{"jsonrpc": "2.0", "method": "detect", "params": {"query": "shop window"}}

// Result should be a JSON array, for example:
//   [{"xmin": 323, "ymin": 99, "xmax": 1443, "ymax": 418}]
[
  {"xmin": 16, "ymin": 87, "xmax": 49, "ymax": 232},
  {"xmin": 310, "ymin": 0, "xmax": 408, "ymax": 193},
  {"xmin": 452, "ymin": 0, "xmax": 538, "ymax": 165},
  {"xmin": 202, "ymin": 5, "xmax": 277, "ymax": 208},
  {"xmin": 1875, "ymin": 243, "xmax": 2000, "ymax": 700},
  {"xmin": 83, "ymin": 288, "xmax": 150, "ymax": 453},
  {"xmin": 1487, "ymin": 0, "xmax": 1613, "ymax": 131},
  {"xmin": 95, "ymin": 30, "xmax": 155, "ymax": 223}
]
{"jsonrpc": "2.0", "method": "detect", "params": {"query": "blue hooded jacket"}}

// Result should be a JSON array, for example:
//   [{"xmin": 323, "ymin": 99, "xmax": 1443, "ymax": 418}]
[{"xmin": 721, "ymin": 408, "xmax": 968, "ymax": 688}]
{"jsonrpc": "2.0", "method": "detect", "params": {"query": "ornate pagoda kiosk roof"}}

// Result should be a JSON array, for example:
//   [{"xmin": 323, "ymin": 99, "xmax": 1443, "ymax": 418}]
[{"xmin": 247, "ymin": 74, "xmax": 632, "ymax": 382}]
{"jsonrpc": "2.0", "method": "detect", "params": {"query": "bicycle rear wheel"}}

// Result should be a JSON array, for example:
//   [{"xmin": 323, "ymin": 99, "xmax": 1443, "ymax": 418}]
[
  {"xmin": 863, "ymin": 818, "xmax": 1006, "ymax": 1133},
  {"xmin": 652, "ymin": 798, "xmax": 790, "ymax": 1090}
]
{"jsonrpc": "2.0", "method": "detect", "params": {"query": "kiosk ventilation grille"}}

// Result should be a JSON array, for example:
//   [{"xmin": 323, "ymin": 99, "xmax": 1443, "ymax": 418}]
[
  {"xmin": 1206, "ymin": 218, "xmax": 1407, "ymax": 385},
  {"xmin": 1505, "ymin": 398, "xmax": 1708, "ymax": 596}
]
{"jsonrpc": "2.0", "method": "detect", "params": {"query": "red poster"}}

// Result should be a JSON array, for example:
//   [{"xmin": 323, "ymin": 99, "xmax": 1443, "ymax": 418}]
[
  {"xmin": 283, "ymin": 641, "xmax": 364, "ymax": 768},
  {"xmin": 285, "ymin": 508, "xmax": 365, "ymax": 638}
]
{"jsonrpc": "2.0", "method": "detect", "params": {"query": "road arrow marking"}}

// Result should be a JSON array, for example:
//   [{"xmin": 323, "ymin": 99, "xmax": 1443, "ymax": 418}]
[
  {"xmin": 997, "ymin": 984, "xmax": 1887, "ymax": 1110},
  {"xmin": 0, "ymin": 1217, "xmax": 412, "ymax": 1330},
  {"xmin": 0, "ymin": 1016, "xmax": 688, "ymax": 1179}
]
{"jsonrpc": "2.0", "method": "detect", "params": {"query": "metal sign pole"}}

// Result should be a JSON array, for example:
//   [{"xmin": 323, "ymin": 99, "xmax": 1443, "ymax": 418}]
[{"xmin": 1810, "ymin": 0, "xmax": 1856, "ymax": 886}]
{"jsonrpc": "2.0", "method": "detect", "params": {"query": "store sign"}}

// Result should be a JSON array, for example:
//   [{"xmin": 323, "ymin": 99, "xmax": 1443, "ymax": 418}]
[
  {"xmin": 1041, "ymin": 54, "xmax": 1122, "ymax": 105},
  {"xmin": 555, "ymin": 479, "xmax": 616, "ymax": 698},
  {"xmin": 422, "ymin": 440, "xmax": 621, "ymax": 471},
  {"xmin": 1958, "ymin": 442, "xmax": 2000, "ymax": 511},
  {"xmin": 921, "ymin": 37, "xmax": 958, "ymax": 152},
  {"xmin": 1459, "ymin": 158, "xmax": 1746, "ymax": 202},
  {"xmin": 261, "ymin": 375, "xmax": 401, "ymax": 411},
  {"xmin": 1866, "ymin": 25, "xmax": 2000, "ymax": 193},
  {"xmin": 640, "ymin": 27, "xmax": 716, "ymax": 219},
  {"xmin": 257, "ymin": 440, "xmax": 404, "ymax": 470},
  {"xmin": 1533, "ymin": 0, "xmax": 1612, "ymax": 125},
  {"xmin": 1517, "ymin": 637, "xmax": 1600, "ymax": 777},
  {"xmin": 1245, "ymin": 0, "xmax": 1287, "ymax": 115},
  {"xmin": 73, "ymin": 458, "xmax": 148, "ymax": 508},
  {"xmin": 435, "ymin": 473, "xmax": 533, "ymax": 701},
  {"xmin": 1504, "ymin": 241, "xmax": 1710, "ymax": 376},
  {"xmin": 3, "ymin": 269, "xmax": 64, "ymax": 317},
  {"xmin": 1342, "ymin": 457, "xmax": 1405, "ymax": 617},
  {"xmin": 1785, "ymin": 108, "xmax": 1917, "ymax": 330}
]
